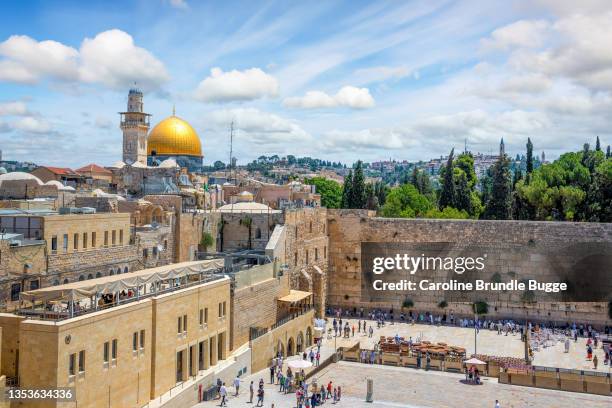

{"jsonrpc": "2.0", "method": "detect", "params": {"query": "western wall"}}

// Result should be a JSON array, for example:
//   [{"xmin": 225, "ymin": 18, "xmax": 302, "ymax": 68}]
[{"xmin": 326, "ymin": 209, "xmax": 612, "ymax": 326}]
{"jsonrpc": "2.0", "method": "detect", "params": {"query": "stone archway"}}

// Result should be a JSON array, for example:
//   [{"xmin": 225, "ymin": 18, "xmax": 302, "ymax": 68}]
[
  {"xmin": 276, "ymin": 340, "xmax": 285, "ymax": 357},
  {"xmin": 296, "ymin": 332, "xmax": 304, "ymax": 353},
  {"xmin": 306, "ymin": 327, "xmax": 313, "ymax": 346},
  {"xmin": 287, "ymin": 337, "xmax": 295, "ymax": 356}
]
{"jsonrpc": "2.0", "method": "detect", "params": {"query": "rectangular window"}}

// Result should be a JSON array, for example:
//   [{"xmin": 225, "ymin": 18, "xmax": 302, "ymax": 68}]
[
  {"xmin": 204, "ymin": 308, "xmax": 208, "ymax": 323},
  {"xmin": 133, "ymin": 332, "xmax": 138, "ymax": 351},
  {"xmin": 10, "ymin": 283, "xmax": 21, "ymax": 301},
  {"xmin": 111, "ymin": 339, "xmax": 118, "ymax": 360},
  {"xmin": 183, "ymin": 314, "xmax": 187, "ymax": 332},
  {"xmin": 315, "ymin": 248, "xmax": 318, "ymax": 261},
  {"xmin": 29, "ymin": 279, "xmax": 39, "ymax": 290},
  {"xmin": 294, "ymin": 252, "xmax": 298, "ymax": 266},
  {"xmin": 218, "ymin": 303, "xmax": 222, "ymax": 317},
  {"xmin": 78, "ymin": 350, "xmax": 85, "ymax": 373},
  {"xmin": 92, "ymin": 232, "xmax": 96, "ymax": 247},
  {"xmin": 306, "ymin": 250, "xmax": 309, "ymax": 264},
  {"xmin": 103, "ymin": 341, "xmax": 109, "ymax": 363},
  {"xmin": 73, "ymin": 233, "xmax": 79, "ymax": 250},
  {"xmin": 104, "ymin": 231, "xmax": 108, "ymax": 246},
  {"xmin": 139, "ymin": 330, "xmax": 145, "ymax": 349},
  {"xmin": 324, "ymin": 246, "xmax": 327, "ymax": 259},
  {"xmin": 143, "ymin": 248, "xmax": 148, "ymax": 258},
  {"xmin": 177, "ymin": 316, "xmax": 182, "ymax": 334},
  {"xmin": 51, "ymin": 235, "xmax": 57, "ymax": 252},
  {"xmin": 69, "ymin": 353, "xmax": 76, "ymax": 376},
  {"xmin": 63, "ymin": 234, "xmax": 68, "ymax": 252},
  {"xmin": 111, "ymin": 230, "xmax": 116, "ymax": 246},
  {"xmin": 222, "ymin": 302, "xmax": 226, "ymax": 317},
  {"xmin": 119, "ymin": 230, "xmax": 124, "ymax": 245},
  {"xmin": 83, "ymin": 232, "xmax": 87, "ymax": 249},
  {"xmin": 199, "ymin": 308, "xmax": 204, "ymax": 325}
]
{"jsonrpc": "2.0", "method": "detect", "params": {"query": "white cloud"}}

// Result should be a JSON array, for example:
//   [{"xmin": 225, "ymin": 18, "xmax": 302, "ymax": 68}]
[
  {"xmin": 481, "ymin": 20, "xmax": 550, "ymax": 51},
  {"xmin": 207, "ymin": 108, "xmax": 311, "ymax": 145},
  {"xmin": 0, "ymin": 30, "xmax": 169, "ymax": 90},
  {"xmin": 352, "ymin": 66, "xmax": 410, "ymax": 84},
  {"xmin": 284, "ymin": 86, "xmax": 375, "ymax": 109},
  {"xmin": 78, "ymin": 30, "xmax": 170, "ymax": 90},
  {"xmin": 194, "ymin": 68, "xmax": 278, "ymax": 103},
  {"xmin": 11, "ymin": 116, "xmax": 51, "ymax": 133},
  {"xmin": 94, "ymin": 116, "xmax": 113, "ymax": 129},
  {"xmin": 0, "ymin": 101, "xmax": 29, "ymax": 116}
]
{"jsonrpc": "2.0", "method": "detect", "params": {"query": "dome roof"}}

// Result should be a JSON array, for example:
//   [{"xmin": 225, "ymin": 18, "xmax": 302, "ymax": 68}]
[
  {"xmin": 0, "ymin": 172, "xmax": 43, "ymax": 185},
  {"xmin": 218, "ymin": 201, "xmax": 275, "ymax": 213},
  {"xmin": 147, "ymin": 115, "xmax": 202, "ymax": 157},
  {"xmin": 45, "ymin": 180, "xmax": 65, "ymax": 188}
]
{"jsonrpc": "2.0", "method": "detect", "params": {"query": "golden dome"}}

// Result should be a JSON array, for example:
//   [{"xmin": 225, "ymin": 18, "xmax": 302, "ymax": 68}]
[{"xmin": 147, "ymin": 115, "xmax": 202, "ymax": 157}]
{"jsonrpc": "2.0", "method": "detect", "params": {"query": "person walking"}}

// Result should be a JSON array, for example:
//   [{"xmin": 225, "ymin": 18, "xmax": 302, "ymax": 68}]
[
  {"xmin": 327, "ymin": 381, "xmax": 333, "ymax": 398},
  {"xmin": 495, "ymin": 400, "xmax": 501, "ymax": 408},
  {"xmin": 256, "ymin": 387, "xmax": 264, "ymax": 407},
  {"xmin": 234, "ymin": 375, "xmax": 240, "ymax": 396},
  {"xmin": 219, "ymin": 382, "xmax": 227, "ymax": 407},
  {"xmin": 593, "ymin": 354, "xmax": 598, "ymax": 370},
  {"xmin": 249, "ymin": 380, "xmax": 254, "ymax": 403},
  {"xmin": 316, "ymin": 351, "xmax": 320, "ymax": 366},
  {"xmin": 270, "ymin": 365, "xmax": 275, "ymax": 383}
]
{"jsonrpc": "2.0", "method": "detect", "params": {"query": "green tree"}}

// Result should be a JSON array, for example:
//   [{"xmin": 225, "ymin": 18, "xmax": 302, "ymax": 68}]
[
  {"xmin": 350, "ymin": 161, "xmax": 367, "ymax": 209},
  {"xmin": 484, "ymin": 156, "xmax": 512, "ymax": 219},
  {"xmin": 455, "ymin": 171, "xmax": 472, "ymax": 214},
  {"xmin": 341, "ymin": 171, "xmax": 353, "ymax": 208},
  {"xmin": 438, "ymin": 148, "xmax": 456, "ymax": 209},
  {"xmin": 424, "ymin": 206, "xmax": 469, "ymax": 219},
  {"xmin": 526, "ymin": 138, "xmax": 534, "ymax": 175},
  {"xmin": 380, "ymin": 184, "xmax": 433, "ymax": 218},
  {"xmin": 596, "ymin": 136, "xmax": 601, "ymax": 152},
  {"xmin": 305, "ymin": 177, "xmax": 342, "ymax": 208}
]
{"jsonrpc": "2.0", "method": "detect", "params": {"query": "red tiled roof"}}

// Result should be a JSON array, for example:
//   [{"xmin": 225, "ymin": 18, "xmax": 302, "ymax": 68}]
[
  {"xmin": 75, "ymin": 163, "xmax": 112, "ymax": 175},
  {"xmin": 41, "ymin": 166, "xmax": 77, "ymax": 175}
]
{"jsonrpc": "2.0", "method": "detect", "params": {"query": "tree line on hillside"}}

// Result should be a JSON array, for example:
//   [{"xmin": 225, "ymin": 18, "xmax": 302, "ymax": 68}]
[{"xmin": 305, "ymin": 137, "xmax": 612, "ymax": 223}]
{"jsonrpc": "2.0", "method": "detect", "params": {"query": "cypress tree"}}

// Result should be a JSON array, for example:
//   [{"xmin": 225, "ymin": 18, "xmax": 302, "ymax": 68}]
[
  {"xmin": 526, "ymin": 138, "xmax": 534, "ymax": 175},
  {"xmin": 455, "ymin": 172, "xmax": 472, "ymax": 214},
  {"xmin": 484, "ymin": 156, "xmax": 512, "ymax": 219},
  {"xmin": 438, "ymin": 148, "xmax": 456, "ymax": 209},
  {"xmin": 341, "ymin": 171, "xmax": 353, "ymax": 208},
  {"xmin": 607, "ymin": 145, "xmax": 611, "ymax": 159},
  {"xmin": 596, "ymin": 136, "xmax": 601, "ymax": 151},
  {"xmin": 410, "ymin": 167, "xmax": 418, "ymax": 187},
  {"xmin": 351, "ymin": 161, "xmax": 367, "ymax": 209}
]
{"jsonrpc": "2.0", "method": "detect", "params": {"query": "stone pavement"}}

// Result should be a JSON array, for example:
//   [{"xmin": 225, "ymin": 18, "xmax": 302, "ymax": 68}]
[
  {"xmin": 192, "ymin": 361, "xmax": 610, "ymax": 408},
  {"xmin": 328, "ymin": 318, "xmax": 610, "ymax": 372}
]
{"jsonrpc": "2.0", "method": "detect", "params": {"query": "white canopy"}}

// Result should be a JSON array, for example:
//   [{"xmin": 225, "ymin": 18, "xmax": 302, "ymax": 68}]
[
  {"xmin": 464, "ymin": 358, "xmax": 486, "ymax": 365},
  {"xmin": 288, "ymin": 359, "xmax": 313, "ymax": 369},
  {"xmin": 21, "ymin": 259, "xmax": 225, "ymax": 303}
]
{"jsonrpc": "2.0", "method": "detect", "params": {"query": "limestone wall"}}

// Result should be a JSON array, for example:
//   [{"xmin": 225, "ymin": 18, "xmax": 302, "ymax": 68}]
[
  {"xmin": 327, "ymin": 210, "xmax": 612, "ymax": 325},
  {"xmin": 232, "ymin": 273, "xmax": 289, "ymax": 350},
  {"xmin": 249, "ymin": 310, "xmax": 315, "ymax": 373}
]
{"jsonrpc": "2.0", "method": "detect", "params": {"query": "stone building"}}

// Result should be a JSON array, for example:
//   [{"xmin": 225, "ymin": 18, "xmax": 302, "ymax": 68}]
[{"xmin": 0, "ymin": 260, "xmax": 231, "ymax": 408}]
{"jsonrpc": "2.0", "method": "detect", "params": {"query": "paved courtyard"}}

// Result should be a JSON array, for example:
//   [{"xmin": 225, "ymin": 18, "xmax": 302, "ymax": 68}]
[
  {"xmin": 193, "ymin": 361, "xmax": 611, "ymax": 408},
  {"xmin": 329, "ymin": 319, "xmax": 609, "ymax": 372}
]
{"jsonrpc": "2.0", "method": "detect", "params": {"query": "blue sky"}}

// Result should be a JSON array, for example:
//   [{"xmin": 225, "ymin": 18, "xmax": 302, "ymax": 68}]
[{"xmin": 0, "ymin": 0, "xmax": 611, "ymax": 167}]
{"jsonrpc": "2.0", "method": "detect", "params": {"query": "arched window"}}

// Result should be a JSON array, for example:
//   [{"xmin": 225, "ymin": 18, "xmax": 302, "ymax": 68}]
[
  {"xmin": 306, "ymin": 327, "xmax": 312, "ymax": 346},
  {"xmin": 110, "ymin": 270, "xmax": 115, "ymax": 276},
  {"xmin": 78, "ymin": 275, "xmax": 85, "ymax": 281},
  {"xmin": 87, "ymin": 274, "xmax": 93, "ymax": 280},
  {"xmin": 96, "ymin": 272, "xmax": 102, "ymax": 278},
  {"xmin": 63, "ymin": 278, "xmax": 70, "ymax": 284},
  {"xmin": 124, "ymin": 266, "xmax": 129, "ymax": 274},
  {"xmin": 255, "ymin": 228, "xmax": 261, "ymax": 239},
  {"xmin": 53, "ymin": 280, "xmax": 60, "ymax": 286}
]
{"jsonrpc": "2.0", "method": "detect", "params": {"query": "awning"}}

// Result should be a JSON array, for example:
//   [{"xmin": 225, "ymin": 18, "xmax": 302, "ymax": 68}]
[
  {"xmin": 21, "ymin": 259, "xmax": 225, "ymax": 303},
  {"xmin": 278, "ymin": 289, "xmax": 312, "ymax": 303}
]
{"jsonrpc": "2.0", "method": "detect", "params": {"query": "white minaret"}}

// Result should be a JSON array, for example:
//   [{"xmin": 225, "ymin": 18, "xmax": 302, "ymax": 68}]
[{"xmin": 120, "ymin": 88, "xmax": 150, "ymax": 165}]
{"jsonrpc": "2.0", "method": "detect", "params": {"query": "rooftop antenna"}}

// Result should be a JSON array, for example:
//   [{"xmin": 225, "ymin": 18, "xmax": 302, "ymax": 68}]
[
  {"xmin": 464, "ymin": 138, "xmax": 467, "ymax": 153},
  {"xmin": 172, "ymin": 104, "xmax": 176, "ymax": 116},
  {"xmin": 228, "ymin": 120, "xmax": 235, "ymax": 185}
]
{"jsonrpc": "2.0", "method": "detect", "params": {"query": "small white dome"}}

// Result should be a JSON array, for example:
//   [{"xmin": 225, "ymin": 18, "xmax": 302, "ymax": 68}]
[
  {"xmin": 218, "ymin": 201, "xmax": 273, "ymax": 212},
  {"xmin": 131, "ymin": 161, "xmax": 147, "ymax": 168},
  {"xmin": 45, "ymin": 180, "xmax": 65, "ymax": 188}
]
